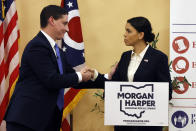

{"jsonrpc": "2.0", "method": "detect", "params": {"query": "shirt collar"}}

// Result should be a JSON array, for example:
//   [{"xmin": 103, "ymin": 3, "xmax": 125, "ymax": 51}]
[
  {"xmin": 131, "ymin": 44, "xmax": 149, "ymax": 58},
  {"xmin": 41, "ymin": 30, "xmax": 56, "ymax": 48}
]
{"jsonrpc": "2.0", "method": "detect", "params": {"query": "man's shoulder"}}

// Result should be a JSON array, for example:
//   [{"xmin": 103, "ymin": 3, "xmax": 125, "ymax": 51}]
[
  {"xmin": 26, "ymin": 32, "xmax": 49, "ymax": 49},
  {"xmin": 31, "ymin": 32, "xmax": 47, "ymax": 43}
]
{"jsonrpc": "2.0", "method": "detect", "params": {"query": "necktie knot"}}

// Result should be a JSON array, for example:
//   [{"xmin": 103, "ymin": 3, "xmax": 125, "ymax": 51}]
[{"xmin": 54, "ymin": 43, "xmax": 58, "ymax": 49}]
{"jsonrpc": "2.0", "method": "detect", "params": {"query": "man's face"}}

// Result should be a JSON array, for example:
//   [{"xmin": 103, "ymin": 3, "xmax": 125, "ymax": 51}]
[{"xmin": 53, "ymin": 14, "xmax": 69, "ymax": 40}]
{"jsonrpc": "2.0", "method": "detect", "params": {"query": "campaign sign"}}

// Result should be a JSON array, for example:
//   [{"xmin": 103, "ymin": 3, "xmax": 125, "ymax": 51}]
[
  {"xmin": 104, "ymin": 82, "xmax": 169, "ymax": 126},
  {"xmin": 169, "ymin": 107, "xmax": 196, "ymax": 131}
]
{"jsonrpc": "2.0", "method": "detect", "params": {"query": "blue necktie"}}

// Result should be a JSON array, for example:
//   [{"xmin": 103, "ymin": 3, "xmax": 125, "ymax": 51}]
[{"xmin": 54, "ymin": 44, "xmax": 64, "ymax": 111}]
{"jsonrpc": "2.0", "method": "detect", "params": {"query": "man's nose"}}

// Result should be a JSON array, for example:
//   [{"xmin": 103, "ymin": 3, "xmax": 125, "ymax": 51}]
[{"xmin": 65, "ymin": 25, "xmax": 69, "ymax": 32}]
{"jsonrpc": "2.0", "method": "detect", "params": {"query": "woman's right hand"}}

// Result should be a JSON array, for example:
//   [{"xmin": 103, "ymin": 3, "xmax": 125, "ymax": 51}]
[{"xmin": 108, "ymin": 62, "xmax": 118, "ymax": 80}]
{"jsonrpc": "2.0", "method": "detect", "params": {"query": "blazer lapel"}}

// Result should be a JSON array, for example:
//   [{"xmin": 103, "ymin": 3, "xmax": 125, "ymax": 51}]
[
  {"xmin": 134, "ymin": 46, "xmax": 152, "ymax": 81},
  {"xmin": 123, "ymin": 50, "xmax": 132, "ymax": 81}
]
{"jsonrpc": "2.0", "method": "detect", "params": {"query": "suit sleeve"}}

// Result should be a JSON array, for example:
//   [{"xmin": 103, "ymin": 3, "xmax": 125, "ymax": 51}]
[
  {"xmin": 156, "ymin": 54, "xmax": 173, "ymax": 100},
  {"xmin": 59, "ymin": 49, "xmax": 106, "ymax": 89},
  {"xmin": 27, "ymin": 41, "xmax": 79, "ymax": 90},
  {"xmin": 73, "ymin": 77, "xmax": 106, "ymax": 89}
]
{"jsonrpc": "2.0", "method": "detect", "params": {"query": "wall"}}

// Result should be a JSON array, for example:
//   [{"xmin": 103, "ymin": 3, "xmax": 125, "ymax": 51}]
[{"xmin": 15, "ymin": 0, "xmax": 170, "ymax": 131}]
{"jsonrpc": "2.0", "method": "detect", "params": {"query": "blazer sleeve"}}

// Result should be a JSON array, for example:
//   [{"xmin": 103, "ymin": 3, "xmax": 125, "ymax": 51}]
[
  {"xmin": 156, "ymin": 53, "xmax": 173, "ymax": 100},
  {"xmin": 26, "ymin": 41, "xmax": 79, "ymax": 90},
  {"xmin": 111, "ymin": 52, "xmax": 127, "ymax": 81}
]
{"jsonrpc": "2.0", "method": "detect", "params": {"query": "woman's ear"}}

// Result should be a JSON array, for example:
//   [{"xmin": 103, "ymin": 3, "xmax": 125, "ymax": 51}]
[{"xmin": 138, "ymin": 32, "xmax": 144, "ymax": 40}]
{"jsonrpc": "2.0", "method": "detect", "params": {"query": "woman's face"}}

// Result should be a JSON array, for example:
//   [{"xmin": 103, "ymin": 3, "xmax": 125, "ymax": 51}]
[{"xmin": 124, "ymin": 23, "xmax": 141, "ymax": 46}]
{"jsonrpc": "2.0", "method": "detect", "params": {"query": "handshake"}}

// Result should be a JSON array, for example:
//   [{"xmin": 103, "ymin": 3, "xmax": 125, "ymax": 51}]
[
  {"xmin": 80, "ymin": 66, "xmax": 95, "ymax": 82},
  {"xmin": 79, "ymin": 62, "xmax": 118, "ymax": 82}
]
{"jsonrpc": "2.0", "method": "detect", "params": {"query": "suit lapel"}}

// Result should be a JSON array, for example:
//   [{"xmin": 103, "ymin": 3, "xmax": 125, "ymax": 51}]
[
  {"xmin": 134, "ymin": 46, "xmax": 153, "ymax": 81},
  {"xmin": 37, "ymin": 31, "xmax": 58, "ymax": 66},
  {"xmin": 37, "ymin": 32, "xmax": 74, "ymax": 74}
]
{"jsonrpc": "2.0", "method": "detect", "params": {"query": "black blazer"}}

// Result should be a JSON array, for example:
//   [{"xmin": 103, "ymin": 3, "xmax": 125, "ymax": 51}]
[
  {"xmin": 4, "ymin": 32, "xmax": 100, "ymax": 130},
  {"xmin": 96, "ymin": 46, "xmax": 172, "ymax": 131},
  {"xmin": 97, "ymin": 45, "xmax": 172, "ymax": 99}
]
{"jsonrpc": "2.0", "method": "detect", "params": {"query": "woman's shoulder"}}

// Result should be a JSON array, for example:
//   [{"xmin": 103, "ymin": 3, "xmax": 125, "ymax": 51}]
[
  {"xmin": 117, "ymin": 50, "xmax": 132, "ymax": 62},
  {"xmin": 122, "ymin": 50, "xmax": 132, "ymax": 56},
  {"xmin": 149, "ymin": 46, "xmax": 168, "ymax": 59}
]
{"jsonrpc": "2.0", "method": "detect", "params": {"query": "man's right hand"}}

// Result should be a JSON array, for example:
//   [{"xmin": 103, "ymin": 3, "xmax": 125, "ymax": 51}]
[{"xmin": 80, "ymin": 66, "xmax": 93, "ymax": 82}]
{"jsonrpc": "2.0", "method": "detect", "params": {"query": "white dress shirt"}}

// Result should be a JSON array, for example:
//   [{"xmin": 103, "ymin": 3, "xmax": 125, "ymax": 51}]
[
  {"xmin": 41, "ymin": 30, "xmax": 82, "ymax": 82},
  {"xmin": 127, "ymin": 44, "xmax": 149, "ymax": 82}
]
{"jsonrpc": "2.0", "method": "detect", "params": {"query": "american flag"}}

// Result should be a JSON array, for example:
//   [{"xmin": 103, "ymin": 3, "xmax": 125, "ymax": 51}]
[
  {"xmin": 61, "ymin": 0, "xmax": 87, "ymax": 130},
  {"xmin": 0, "ymin": 0, "xmax": 20, "ymax": 125}
]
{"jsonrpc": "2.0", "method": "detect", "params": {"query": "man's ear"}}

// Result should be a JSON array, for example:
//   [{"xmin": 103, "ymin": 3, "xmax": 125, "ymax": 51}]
[
  {"xmin": 48, "ymin": 16, "xmax": 55, "ymax": 26},
  {"xmin": 138, "ymin": 32, "xmax": 144, "ymax": 40}
]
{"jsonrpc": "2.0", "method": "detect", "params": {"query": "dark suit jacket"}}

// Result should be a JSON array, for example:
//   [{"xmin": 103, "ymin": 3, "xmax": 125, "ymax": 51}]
[{"xmin": 4, "ymin": 32, "xmax": 100, "ymax": 131}]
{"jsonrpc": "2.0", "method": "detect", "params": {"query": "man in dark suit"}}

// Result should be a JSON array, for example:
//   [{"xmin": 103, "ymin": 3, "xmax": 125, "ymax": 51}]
[{"xmin": 4, "ymin": 5, "xmax": 94, "ymax": 131}]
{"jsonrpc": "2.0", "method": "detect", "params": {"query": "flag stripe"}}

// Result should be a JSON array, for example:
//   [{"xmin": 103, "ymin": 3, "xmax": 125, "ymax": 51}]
[
  {"xmin": 64, "ymin": 88, "xmax": 80, "ymax": 107},
  {"xmin": 0, "ymin": 65, "xmax": 19, "ymax": 123},
  {"xmin": 0, "ymin": 42, "xmax": 4, "ymax": 64},
  {"xmin": 3, "ymin": 1, "xmax": 16, "ymax": 34},
  {"xmin": 0, "ymin": 62, "xmax": 6, "ymax": 103},
  {"xmin": 0, "ymin": 76, "xmax": 6, "ymax": 103},
  {"xmin": 5, "ymin": 38, "xmax": 19, "ymax": 77},
  {"xmin": 6, "ymin": 52, "xmax": 19, "ymax": 88},
  {"xmin": 0, "ymin": 21, "xmax": 5, "ymax": 104},
  {"xmin": 0, "ymin": 83, "xmax": 10, "ymax": 123},
  {"xmin": 62, "ymin": 117, "xmax": 71, "ymax": 131},
  {"xmin": 8, "ymin": 65, "xmax": 19, "ymax": 96},
  {"xmin": 4, "ymin": 12, "xmax": 17, "ymax": 47},
  {"xmin": 0, "ymin": 23, "xmax": 3, "ymax": 44},
  {"xmin": 0, "ymin": 60, "xmax": 5, "ymax": 85},
  {"xmin": 0, "ymin": 23, "xmax": 4, "ymax": 62},
  {"xmin": 4, "ymin": 20, "xmax": 18, "ymax": 62}
]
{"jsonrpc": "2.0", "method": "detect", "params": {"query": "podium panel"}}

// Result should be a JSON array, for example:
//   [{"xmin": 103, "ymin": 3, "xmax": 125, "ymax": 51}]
[{"xmin": 104, "ymin": 82, "xmax": 169, "ymax": 126}]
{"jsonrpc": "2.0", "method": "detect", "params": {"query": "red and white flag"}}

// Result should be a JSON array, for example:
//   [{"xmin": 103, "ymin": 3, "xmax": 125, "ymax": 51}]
[
  {"xmin": 60, "ymin": 0, "xmax": 87, "ymax": 131},
  {"xmin": 0, "ymin": 0, "xmax": 20, "ymax": 126}
]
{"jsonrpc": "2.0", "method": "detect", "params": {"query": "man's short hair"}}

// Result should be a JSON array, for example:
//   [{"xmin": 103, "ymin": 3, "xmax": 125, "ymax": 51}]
[{"xmin": 40, "ymin": 5, "xmax": 68, "ymax": 28}]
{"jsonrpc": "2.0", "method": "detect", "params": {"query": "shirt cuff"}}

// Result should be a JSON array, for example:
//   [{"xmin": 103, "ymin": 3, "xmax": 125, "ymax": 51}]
[
  {"xmin": 91, "ymin": 69, "xmax": 98, "ymax": 81},
  {"xmin": 76, "ymin": 72, "xmax": 82, "ymax": 83},
  {"xmin": 104, "ymin": 73, "xmax": 109, "ymax": 79}
]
